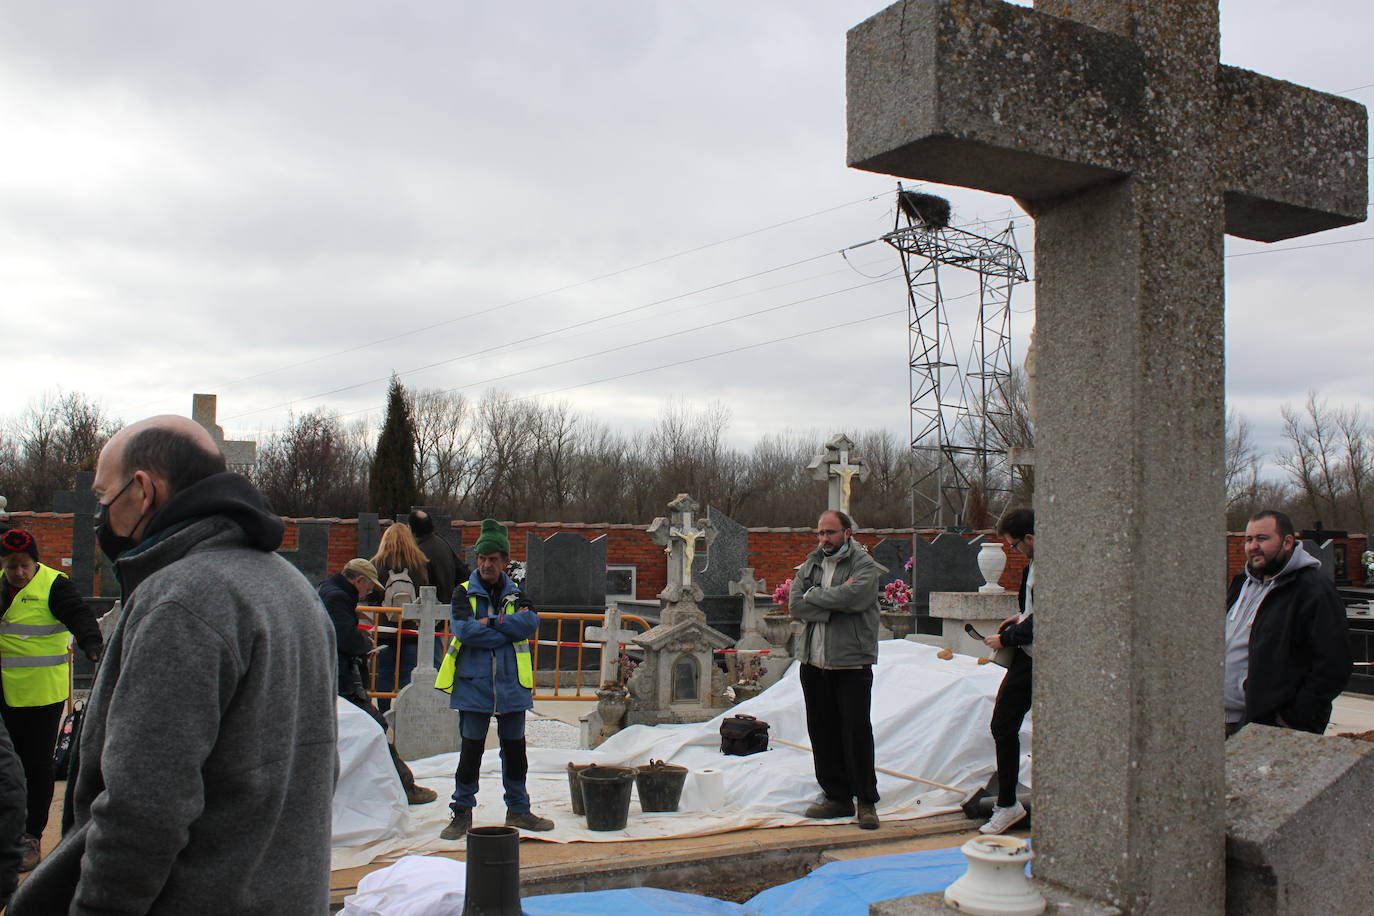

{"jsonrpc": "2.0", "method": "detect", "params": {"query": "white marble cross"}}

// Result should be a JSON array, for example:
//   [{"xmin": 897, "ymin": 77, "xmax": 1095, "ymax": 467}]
[
  {"xmin": 586, "ymin": 606, "xmax": 639, "ymax": 686},
  {"xmin": 647, "ymin": 493, "xmax": 717, "ymax": 603},
  {"xmin": 729, "ymin": 568, "xmax": 767, "ymax": 640},
  {"xmin": 807, "ymin": 434, "xmax": 870, "ymax": 514},
  {"xmin": 402, "ymin": 586, "xmax": 446, "ymax": 674}
]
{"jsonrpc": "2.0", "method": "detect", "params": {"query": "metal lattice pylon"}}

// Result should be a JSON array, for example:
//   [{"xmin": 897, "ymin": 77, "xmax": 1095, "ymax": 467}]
[{"xmin": 884, "ymin": 189, "xmax": 1027, "ymax": 528}]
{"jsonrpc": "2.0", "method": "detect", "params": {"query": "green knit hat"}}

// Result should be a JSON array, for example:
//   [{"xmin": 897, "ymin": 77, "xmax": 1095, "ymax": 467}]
[{"xmin": 474, "ymin": 519, "xmax": 510, "ymax": 557}]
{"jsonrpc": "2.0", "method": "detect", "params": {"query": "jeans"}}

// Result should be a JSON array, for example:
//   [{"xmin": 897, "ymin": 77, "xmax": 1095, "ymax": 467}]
[{"xmin": 451, "ymin": 710, "xmax": 529, "ymax": 813}]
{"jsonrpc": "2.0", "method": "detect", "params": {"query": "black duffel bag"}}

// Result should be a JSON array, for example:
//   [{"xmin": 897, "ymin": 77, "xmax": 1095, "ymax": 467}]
[{"xmin": 719, "ymin": 714, "xmax": 770, "ymax": 756}]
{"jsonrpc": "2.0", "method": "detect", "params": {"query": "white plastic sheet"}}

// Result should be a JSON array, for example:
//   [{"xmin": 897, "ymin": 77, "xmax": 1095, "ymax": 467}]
[
  {"xmin": 333, "ymin": 697, "xmax": 409, "ymax": 853},
  {"xmin": 331, "ymin": 640, "xmax": 1032, "ymax": 870},
  {"xmin": 339, "ymin": 855, "xmax": 467, "ymax": 916}
]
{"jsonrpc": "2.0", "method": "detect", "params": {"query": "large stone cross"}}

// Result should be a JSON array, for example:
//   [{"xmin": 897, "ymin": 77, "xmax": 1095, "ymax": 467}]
[
  {"xmin": 387, "ymin": 587, "xmax": 459, "ymax": 760},
  {"xmin": 807, "ymin": 434, "xmax": 870, "ymax": 515},
  {"xmin": 586, "ymin": 605, "xmax": 639, "ymax": 688},
  {"xmin": 848, "ymin": 2, "xmax": 1365, "ymax": 913},
  {"xmin": 647, "ymin": 493, "xmax": 718, "ymax": 606},
  {"xmin": 729, "ymin": 568, "xmax": 769, "ymax": 651}
]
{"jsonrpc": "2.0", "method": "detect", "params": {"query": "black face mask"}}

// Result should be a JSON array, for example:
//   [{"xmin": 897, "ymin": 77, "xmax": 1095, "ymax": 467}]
[{"xmin": 94, "ymin": 476, "xmax": 149, "ymax": 563}]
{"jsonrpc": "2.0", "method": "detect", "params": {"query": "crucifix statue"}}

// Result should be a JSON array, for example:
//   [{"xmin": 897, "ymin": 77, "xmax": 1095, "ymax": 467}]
[
  {"xmin": 729, "ymin": 568, "xmax": 769, "ymax": 652},
  {"xmin": 807, "ymin": 433, "xmax": 870, "ymax": 515},
  {"xmin": 848, "ymin": 1, "xmax": 1364, "ymax": 912},
  {"xmin": 647, "ymin": 493, "xmax": 718, "ymax": 614}
]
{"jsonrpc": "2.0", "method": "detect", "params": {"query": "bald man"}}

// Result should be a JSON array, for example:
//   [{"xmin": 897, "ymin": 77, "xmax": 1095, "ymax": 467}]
[{"xmin": 11, "ymin": 416, "xmax": 339, "ymax": 916}]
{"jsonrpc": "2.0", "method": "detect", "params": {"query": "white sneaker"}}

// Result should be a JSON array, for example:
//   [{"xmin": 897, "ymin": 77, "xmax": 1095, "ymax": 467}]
[{"xmin": 979, "ymin": 801, "xmax": 1027, "ymax": 835}]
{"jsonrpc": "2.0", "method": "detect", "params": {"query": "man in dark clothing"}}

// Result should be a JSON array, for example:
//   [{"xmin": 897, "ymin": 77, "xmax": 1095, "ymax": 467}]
[
  {"xmin": 319, "ymin": 558, "xmax": 437, "ymax": 806},
  {"xmin": 980, "ymin": 507, "xmax": 1035, "ymax": 835},
  {"xmin": 409, "ymin": 510, "xmax": 469, "ymax": 605},
  {"xmin": 12, "ymin": 415, "xmax": 338, "ymax": 916},
  {"xmin": 1225, "ymin": 510, "xmax": 1350, "ymax": 736}
]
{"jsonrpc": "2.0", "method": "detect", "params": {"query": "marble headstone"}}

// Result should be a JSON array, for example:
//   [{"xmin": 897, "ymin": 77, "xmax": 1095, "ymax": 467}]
[
  {"xmin": 276, "ymin": 520, "xmax": 331, "ymax": 586},
  {"xmin": 523, "ymin": 532, "xmax": 608, "ymax": 610},
  {"xmin": 910, "ymin": 533, "xmax": 985, "ymax": 636}
]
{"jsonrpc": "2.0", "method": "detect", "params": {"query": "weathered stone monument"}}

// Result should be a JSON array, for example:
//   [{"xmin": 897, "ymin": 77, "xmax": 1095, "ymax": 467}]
[
  {"xmin": 524, "ymin": 531, "xmax": 608, "ymax": 613},
  {"xmin": 848, "ymin": 0, "xmax": 1365, "ymax": 911},
  {"xmin": 623, "ymin": 494, "xmax": 733, "ymax": 727},
  {"xmin": 691, "ymin": 507, "xmax": 751, "ymax": 638},
  {"xmin": 808, "ymin": 433, "xmax": 869, "ymax": 516},
  {"xmin": 386, "ymin": 587, "xmax": 458, "ymax": 760},
  {"xmin": 191, "ymin": 393, "xmax": 256, "ymax": 475}
]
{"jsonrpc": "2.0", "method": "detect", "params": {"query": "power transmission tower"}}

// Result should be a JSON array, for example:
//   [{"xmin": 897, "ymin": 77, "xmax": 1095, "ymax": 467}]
[{"xmin": 884, "ymin": 188, "xmax": 1027, "ymax": 528}]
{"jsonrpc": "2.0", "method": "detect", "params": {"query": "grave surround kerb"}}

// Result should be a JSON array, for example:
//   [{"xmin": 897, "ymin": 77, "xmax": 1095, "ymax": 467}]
[{"xmin": 848, "ymin": 1, "xmax": 1366, "ymax": 912}]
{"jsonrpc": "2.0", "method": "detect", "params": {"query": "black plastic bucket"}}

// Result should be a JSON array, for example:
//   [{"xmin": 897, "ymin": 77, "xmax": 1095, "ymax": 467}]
[
  {"xmin": 635, "ymin": 762, "xmax": 688, "ymax": 812},
  {"xmin": 567, "ymin": 762, "xmax": 593, "ymax": 815},
  {"xmin": 579, "ymin": 765, "xmax": 636, "ymax": 831},
  {"xmin": 462, "ymin": 826, "xmax": 521, "ymax": 915}
]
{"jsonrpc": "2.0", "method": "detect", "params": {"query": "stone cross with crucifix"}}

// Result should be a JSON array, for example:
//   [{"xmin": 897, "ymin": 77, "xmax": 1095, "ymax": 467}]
[
  {"xmin": 586, "ymin": 605, "xmax": 640, "ymax": 689},
  {"xmin": 647, "ymin": 493, "xmax": 717, "ymax": 619},
  {"xmin": 848, "ymin": 1, "xmax": 1364, "ymax": 912},
  {"xmin": 807, "ymin": 433, "xmax": 870, "ymax": 516}
]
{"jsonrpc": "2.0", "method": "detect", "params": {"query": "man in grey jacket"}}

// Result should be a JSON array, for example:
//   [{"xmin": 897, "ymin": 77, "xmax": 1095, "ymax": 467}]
[
  {"xmin": 789, "ymin": 509, "xmax": 884, "ymax": 830},
  {"xmin": 11, "ymin": 416, "xmax": 339, "ymax": 915}
]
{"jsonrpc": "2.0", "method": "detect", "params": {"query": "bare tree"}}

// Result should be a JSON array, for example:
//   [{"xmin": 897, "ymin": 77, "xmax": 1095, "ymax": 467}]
[
  {"xmin": 254, "ymin": 410, "xmax": 369, "ymax": 517},
  {"xmin": 0, "ymin": 390, "xmax": 120, "ymax": 510},
  {"xmin": 411, "ymin": 388, "xmax": 478, "ymax": 509},
  {"xmin": 1335, "ymin": 405, "xmax": 1372, "ymax": 533}
]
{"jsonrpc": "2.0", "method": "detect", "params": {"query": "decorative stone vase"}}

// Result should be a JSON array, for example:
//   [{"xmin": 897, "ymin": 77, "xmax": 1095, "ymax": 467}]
[
  {"xmin": 880, "ymin": 609, "xmax": 915, "ymax": 640},
  {"xmin": 760, "ymin": 613, "xmax": 793, "ymax": 648},
  {"xmin": 944, "ymin": 835, "xmax": 1045, "ymax": 916},
  {"xmin": 731, "ymin": 683, "xmax": 764, "ymax": 705},
  {"xmin": 595, "ymin": 686, "xmax": 629, "ymax": 743},
  {"xmin": 977, "ymin": 540, "xmax": 1008, "ymax": 594}
]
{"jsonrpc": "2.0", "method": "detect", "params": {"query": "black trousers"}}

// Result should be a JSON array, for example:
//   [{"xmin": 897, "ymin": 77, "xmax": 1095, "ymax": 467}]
[
  {"xmin": 342, "ymin": 689, "xmax": 415, "ymax": 792},
  {"xmin": 799, "ymin": 663, "xmax": 879, "ymax": 805},
  {"xmin": 989, "ymin": 651, "xmax": 1033, "ymax": 807},
  {"xmin": 0, "ymin": 700, "xmax": 62, "ymax": 837}
]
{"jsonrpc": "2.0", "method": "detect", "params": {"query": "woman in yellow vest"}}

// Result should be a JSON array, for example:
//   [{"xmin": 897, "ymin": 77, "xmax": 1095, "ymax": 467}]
[{"xmin": 0, "ymin": 529, "xmax": 102, "ymax": 872}]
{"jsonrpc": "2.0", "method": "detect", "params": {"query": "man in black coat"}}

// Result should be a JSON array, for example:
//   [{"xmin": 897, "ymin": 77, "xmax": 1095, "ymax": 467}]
[
  {"xmin": 409, "ymin": 510, "xmax": 469, "ymax": 605},
  {"xmin": 980, "ymin": 507, "xmax": 1035, "ymax": 835},
  {"xmin": 319, "ymin": 559, "xmax": 437, "ymax": 805},
  {"xmin": 1224, "ymin": 510, "xmax": 1350, "ymax": 736}
]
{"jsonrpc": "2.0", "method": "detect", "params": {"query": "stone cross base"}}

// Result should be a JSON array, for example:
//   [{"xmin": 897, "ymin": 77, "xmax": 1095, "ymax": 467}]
[{"xmin": 389, "ymin": 670, "xmax": 459, "ymax": 761}]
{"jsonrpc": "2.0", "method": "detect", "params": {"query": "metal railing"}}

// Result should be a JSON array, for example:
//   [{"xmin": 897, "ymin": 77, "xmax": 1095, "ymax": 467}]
[{"xmin": 355, "ymin": 607, "xmax": 651, "ymax": 703}]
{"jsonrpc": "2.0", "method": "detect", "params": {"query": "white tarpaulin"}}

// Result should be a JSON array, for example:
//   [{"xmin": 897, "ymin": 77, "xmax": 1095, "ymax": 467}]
[
  {"xmin": 334, "ymin": 697, "xmax": 409, "ymax": 850},
  {"xmin": 331, "ymin": 640, "xmax": 1032, "ymax": 870}
]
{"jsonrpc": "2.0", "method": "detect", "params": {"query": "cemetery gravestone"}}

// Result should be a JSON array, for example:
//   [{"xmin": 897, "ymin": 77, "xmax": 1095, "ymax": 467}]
[
  {"xmin": 808, "ymin": 433, "xmax": 870, "ymax": 516},
  {"xmin": 693, "ymin": 507, "xmax": 749, "ymax": 638},
  {"xmin": 387, "ymin": 587, "xmax": 459, "ymax": 761},
  {"xmin": 848, "ymin": 0, "xmax": 1366, "ymax": 911},
  {"xmin": 53, "ymin": 471, "xmax": 99, "ymax": 597},
  {"xmin": 523, "ymin": 532, "xmax": 608, "ymax": 612},
  {"xmin": 357, "ymin": 513, "xmax": 381, "ymax": 561},
  {"xmin": 909, "ymin": 533, "xmax": 985, "ymax": 637},
  {"xmin": 276, "ymin": 520, "xmax": 330, "ymax": 586}
]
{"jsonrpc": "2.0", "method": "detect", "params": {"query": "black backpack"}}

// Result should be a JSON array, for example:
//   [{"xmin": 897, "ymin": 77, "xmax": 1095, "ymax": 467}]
[{"xmin": 719, "ymin": 714, "xmax": 770, "ymax": 756}]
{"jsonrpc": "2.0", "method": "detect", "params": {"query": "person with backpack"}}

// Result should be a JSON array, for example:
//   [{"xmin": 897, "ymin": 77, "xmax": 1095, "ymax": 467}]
[
  {"xmin": 318, "ymin": 558, "xmax": 437, "ymax": 806},
  {"xmin": 371, "ymin": 524, "xmax": 433, "ymax": 705}
]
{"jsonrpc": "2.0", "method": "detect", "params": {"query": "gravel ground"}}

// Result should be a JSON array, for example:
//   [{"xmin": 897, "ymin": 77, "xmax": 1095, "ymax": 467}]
[{"xmin": 525, "ymin": 716, "xmax": 583, "ymax": 749}]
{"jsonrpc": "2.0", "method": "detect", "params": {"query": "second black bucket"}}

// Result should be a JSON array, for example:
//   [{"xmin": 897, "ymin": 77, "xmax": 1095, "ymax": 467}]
[
  {"xmin": 579, "ymin": 765, "xmax": 636, "ymax": 831},
  {"xmin": 635, "ymin": 760, "xmax": 688, "ymax": 812},
  {"xmin": 566, "ymin": 762, "xmax": 593, "ymax": 815}
]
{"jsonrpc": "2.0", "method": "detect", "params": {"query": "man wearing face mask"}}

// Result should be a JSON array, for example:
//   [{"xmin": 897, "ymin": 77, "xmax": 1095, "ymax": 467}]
[
  {"xmin": 1224, "ymin": 510, "xmax": 1350, "ymax": 737},
  {"xmin": 788, "ymin": 509, "xmax": 884, "ymax": 831},
  {"xmin": 10, "ymin": 415, "xmax": 338, "ymax": 916}
]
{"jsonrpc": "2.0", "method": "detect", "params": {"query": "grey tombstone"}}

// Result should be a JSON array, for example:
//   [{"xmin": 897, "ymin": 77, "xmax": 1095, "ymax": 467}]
[
  {"xmin": 848, "ymin": 0, "xmax": 1366, "ymax": 911},
  {"xmin": 52, "ymin": 471, "xmax": 99, "ymax": 597},
  {"xmin": 910, "ymin": 533, "xmax": 985, "ymax": 636},
  {"xmin": 523, "ymin": 532, "xmax": 608, "ymax": 611},
  {"xmin": 586, "ymin": 605, "xmax": 639, "ymax": 688},
  {"xmin": 357, "ymin": 513, "xmax": 381, "ymax": 561},
  {"xmin": 387, "ymin": 587, "xmax": 459, "ymax": 761},
  {"xmin": 807, "ymin": 433, "xmax": 870, "ymax": 516},
  {"xmin": 693, "ymin": 507, "xmax": 749, "ymax": 639},
  {"xmin": 1225, "ymin": 726, "xmax": 1374, "ymax": 916},
  {"xmin": 729, "ymin": 568, "xmax": 769, "ymax": 653},
  {"xmin": 276, "ymin": 520, "xmax": 330, "ymax": 586},
  {"xmin": 1300, "ymin": 539, "xmax": 1336, "ymax": 583},
  {"xmin": 871, "ymin": 537, "xmax": 912, "ymax": 591}
]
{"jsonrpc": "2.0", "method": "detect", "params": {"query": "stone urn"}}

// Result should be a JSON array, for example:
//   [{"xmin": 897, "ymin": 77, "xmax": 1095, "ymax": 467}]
[
  {"xmin": 595, "ymin": 685, "xmax": 630, "ymax": 743},
  {"xmin": 760, "ymin": 612, "xmax": 793, "ymax": 649},
  {"xmin": 731, "ymin": 683, "xmax": 764, "ymax": 705},
  {"xmin": 978, "ymin": 540, "xmax": 1008, "ymax": 594},
  {"xmin": 880, "ymin": 608, "xmax": 915, "ymax": 639}
]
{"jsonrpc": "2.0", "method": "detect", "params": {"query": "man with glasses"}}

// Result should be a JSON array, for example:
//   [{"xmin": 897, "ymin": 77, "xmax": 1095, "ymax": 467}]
[
  {"xmin": 11, "ymin": 416, "xmax": 338, "ymax": 915},
  {"xmin": 979, "ymin": 507, "xmax": 1035, "ymax": 835},
  {"xmin": 789, "ymin": 509, "xmax": 884, "ymax": 830}
]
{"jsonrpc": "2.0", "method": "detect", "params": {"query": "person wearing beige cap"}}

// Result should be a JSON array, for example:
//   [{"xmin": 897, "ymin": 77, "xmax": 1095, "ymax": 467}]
[{"xmin": 319, "ymin": 558, "xmax": 437, "ymax": 805}]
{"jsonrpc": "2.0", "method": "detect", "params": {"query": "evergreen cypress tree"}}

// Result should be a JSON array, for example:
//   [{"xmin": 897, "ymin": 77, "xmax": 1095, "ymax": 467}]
[{"xmin": 369, "ymin": 375, "xmax": 419, "ymax": 517}]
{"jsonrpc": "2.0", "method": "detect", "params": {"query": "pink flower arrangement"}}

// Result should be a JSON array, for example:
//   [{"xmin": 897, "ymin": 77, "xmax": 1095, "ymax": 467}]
[
  {"xmin": 772, "ymin": 580, "xmax": 791, "ymax": 606},
  {"xmin": 882, "ymin": 579, "xmax": 912, "ymax": 610}
]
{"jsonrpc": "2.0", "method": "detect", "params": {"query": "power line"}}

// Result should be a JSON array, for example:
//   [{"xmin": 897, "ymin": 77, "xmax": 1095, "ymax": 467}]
[
  {"xmin": 196, "ymin": 192, "xmax": 889, "ymax": 402},
  {"xmin": 1226, "ymin": 235, "xmax": 1374, "ymax": 258}
]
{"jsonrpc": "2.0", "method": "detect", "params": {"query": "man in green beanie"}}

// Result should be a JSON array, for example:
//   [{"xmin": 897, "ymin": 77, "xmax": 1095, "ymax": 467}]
[{"xmin": 438, "ymin": 519, "xmax": 554, "ymax": 839}]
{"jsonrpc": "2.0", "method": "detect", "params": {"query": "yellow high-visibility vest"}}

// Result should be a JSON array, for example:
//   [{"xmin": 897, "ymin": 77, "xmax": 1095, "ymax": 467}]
[
  {"xmin": 0, "ymin": 564, "xmax": 72, "ymax": 707},
  {"xmin": 435, "ymin": 592, "xmax": 534, "ymax": 693}
]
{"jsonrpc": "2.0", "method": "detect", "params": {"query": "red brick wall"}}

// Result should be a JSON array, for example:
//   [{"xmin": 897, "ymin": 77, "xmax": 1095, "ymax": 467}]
[{"xmin": 7, "ymin": 510, "xmax": 1368, "ymax": 596}]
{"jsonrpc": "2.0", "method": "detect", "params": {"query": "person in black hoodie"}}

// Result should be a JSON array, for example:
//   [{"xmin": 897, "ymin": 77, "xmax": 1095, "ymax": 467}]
[
  {"xmin": 10, "ymin": 415, "xmax": 338, "ymax": 916},
  {"xmin": 980, "ymin": 507, "xmax": 1035, "ymax": 836},
  {"xmin": 1224, "ymin": 510, "xmax": 1349, "ymax": 736}
]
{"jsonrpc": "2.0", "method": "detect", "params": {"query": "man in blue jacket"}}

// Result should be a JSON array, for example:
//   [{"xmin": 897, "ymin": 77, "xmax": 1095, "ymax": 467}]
[{"xmin": 439, "ymin": 519, "xmax": 554, "ymax": 839}]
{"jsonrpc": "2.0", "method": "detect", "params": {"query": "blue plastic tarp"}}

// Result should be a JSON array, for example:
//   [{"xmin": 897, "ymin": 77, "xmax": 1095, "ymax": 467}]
[{"xmin": 520, "ymin": 846, "xmax": 981, "ymax": 916}]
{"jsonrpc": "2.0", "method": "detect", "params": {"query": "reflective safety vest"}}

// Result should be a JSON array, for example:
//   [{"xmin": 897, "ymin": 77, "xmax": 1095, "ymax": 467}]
[
  {"xmin": 0, "ymin": 564, "xmax": 72, "ymax": 707},
  {"xmin": 435, "ymin": 592, "xmax": 534, "ymax": 693}
]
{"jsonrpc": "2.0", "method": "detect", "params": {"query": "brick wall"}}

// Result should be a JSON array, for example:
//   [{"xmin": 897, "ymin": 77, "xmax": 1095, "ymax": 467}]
[{"xmin": 5, "ymin": 510, "xmax": 1367, "ymax": 596}]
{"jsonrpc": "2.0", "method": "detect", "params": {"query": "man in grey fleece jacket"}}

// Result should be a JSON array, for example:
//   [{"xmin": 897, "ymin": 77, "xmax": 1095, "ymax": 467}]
[
  {"xmin": 11, "ymin": 416, "xmax": 338, "ymax": 915},
  {"xmin": 789, "ymin": 509, "xmax": 885, "ymax": 831}
]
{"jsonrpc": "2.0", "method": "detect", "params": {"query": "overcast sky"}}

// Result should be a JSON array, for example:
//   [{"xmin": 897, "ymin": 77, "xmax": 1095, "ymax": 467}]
[{"xmin": 1, "ymin": 0, "xmax": 1369, "ymax": 467}]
